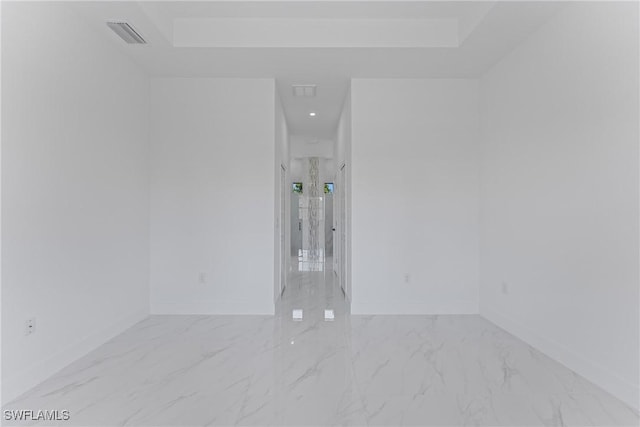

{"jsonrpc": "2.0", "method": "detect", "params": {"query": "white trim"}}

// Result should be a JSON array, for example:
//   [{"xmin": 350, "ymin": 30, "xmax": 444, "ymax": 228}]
[
  {"xmin": 2, "ymin": 309, "xmax": 148, "ymax": 405},
  {"xmin": 279, "ymin": 163, "xmax": 287, "ymax": 299},
  {"xmin": 151, "ymin": 301, "xmax": 274, "ymax": 315},
  {"xmin": 481, "ymin": 307, "xmax": 640, "ymax": 414},
  {"xmin": 351, "ymin": 300, "xmax": 478, "ymax": 315}
]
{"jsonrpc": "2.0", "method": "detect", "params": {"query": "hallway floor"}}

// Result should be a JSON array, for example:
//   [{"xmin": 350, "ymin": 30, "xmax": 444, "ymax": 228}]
[{"xmin": 4, "ymin": 265, "xmax": 638, "ymax": 426}]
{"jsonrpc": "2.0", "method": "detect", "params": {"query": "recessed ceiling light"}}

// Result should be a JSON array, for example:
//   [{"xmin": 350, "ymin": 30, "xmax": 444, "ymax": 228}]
[{"xmin": 309, "ymin": 112, "xmax": 317, "ymax": 117}]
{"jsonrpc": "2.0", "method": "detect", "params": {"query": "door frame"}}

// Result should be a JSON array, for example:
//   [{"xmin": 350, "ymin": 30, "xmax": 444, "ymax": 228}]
[
  {"xmin": 279, "ymin": 164, "xmax": 287, "ymax": 298},
  {"xmin": 336, "ymin": 162, "xmax": 349, "ymax": 300}
]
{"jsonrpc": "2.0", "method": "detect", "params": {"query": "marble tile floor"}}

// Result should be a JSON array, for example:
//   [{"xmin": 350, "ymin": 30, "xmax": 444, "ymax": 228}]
[{"xmin": 3, "ymin": 265, "xmax": 639, "ymax": 426}]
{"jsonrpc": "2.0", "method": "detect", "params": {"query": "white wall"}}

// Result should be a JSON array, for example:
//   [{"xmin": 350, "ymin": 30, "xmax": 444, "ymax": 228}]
[
  {"xmin": 2, "ymin": 2, "xmax": 150, "ymax": 403},
  {"xmin": 0, "ymin": 0, "xmax": 4, "ymax": 408},
  {"xmin": 149, "ymin": 78, "xmax": 275, "ymax": 315},
  {"xmin": 275, "ymin": 90, "xmax": 290, "ymax": 299},
  {"xmin": 335, "ymin": 92, "xmax": 352, "ymax": 176},
  {"xmin": 479, "ymin": 2, "xmax": 639, "ymax": 411},
  {"xmin": 320, "ymin": 158, "xmax": 336, "ymax": 187},
  {"xmin": 290, "ymin": 136, "xmax": 334, "ymax": 159},
  {"xmin": 290, "ymin": 158, "xmax": 335, "ymax": 184},
  {"xmin": 351, "ymin": 79, "xmax": 479, "ymax": 314}
]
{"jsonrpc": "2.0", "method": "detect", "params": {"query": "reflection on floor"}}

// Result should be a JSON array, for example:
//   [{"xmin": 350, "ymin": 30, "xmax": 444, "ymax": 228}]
[
  {"xmin": 4, "ymin": 264, "xmax": 638, "ymax": 426},
  {"xmin": 296, "ymin": 249, "xmax": 325, "ymax": 272}
]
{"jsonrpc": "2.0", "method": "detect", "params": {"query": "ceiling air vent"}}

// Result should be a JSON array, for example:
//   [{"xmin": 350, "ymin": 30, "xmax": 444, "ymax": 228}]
[
  {"xmin": 292, "ymin": 85, "xmax": 316, "ymax": 97},
  {"xmin": 107, "ymin": 22, "xmax": 146, "ymax": 44}
]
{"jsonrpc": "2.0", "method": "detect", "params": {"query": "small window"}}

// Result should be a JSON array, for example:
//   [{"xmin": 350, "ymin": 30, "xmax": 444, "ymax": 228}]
[
  {"xmin": 324, "ymin": 183, "xmax": 334, "ymax": 194},
  {"xmin": 292, "ymin": 182, "xmax": 303, "ymax": 194}
]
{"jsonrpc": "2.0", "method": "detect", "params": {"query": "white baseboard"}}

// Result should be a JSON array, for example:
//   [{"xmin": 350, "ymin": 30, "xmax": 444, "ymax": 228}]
[
  {"xmin": 151, "ymin": 300, "xmax": 274, "ymax": 315},
  {"xmin": 481, "ymin": 306, "xmax": 640, "ymax": 414},
  {"xmin": 2, "ymin": 309, "xmax": 148, "ymax": 406},
  {"xmin": 351, "ymin": 299, "xmax": 478, "ymax": 315}
]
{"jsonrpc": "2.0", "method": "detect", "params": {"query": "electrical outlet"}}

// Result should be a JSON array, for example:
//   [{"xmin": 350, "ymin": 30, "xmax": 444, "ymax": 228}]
[
  {"xmin": 25, "ymin": 318, "xmax": 36, "ymax": 336},
  {"xmin": 404, "ymin": 273, "xmax": 410, "ymax": 284},
  {"xmin": 501, "ymin": 282, "xmax": 509, "ymax": 295},
  {"xmin": 198, "ymin": 272, "xmax": 207, "ymax": 284}
]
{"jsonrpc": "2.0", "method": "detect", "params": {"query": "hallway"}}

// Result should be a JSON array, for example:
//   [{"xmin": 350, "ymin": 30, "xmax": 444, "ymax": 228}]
[{"xmin": 4, "ymin": 261, "xmax": 638, "ymax": 426}]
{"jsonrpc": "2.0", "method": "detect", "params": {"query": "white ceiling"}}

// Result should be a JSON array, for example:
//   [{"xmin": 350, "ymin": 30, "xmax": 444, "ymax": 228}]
[
  {"xmin": 72, "ymin": 1, "xmax": 566, "ymax": 140},
  {"xmin": 151, "ymin": 2, "xmax": 491, "ymax": 20}
]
